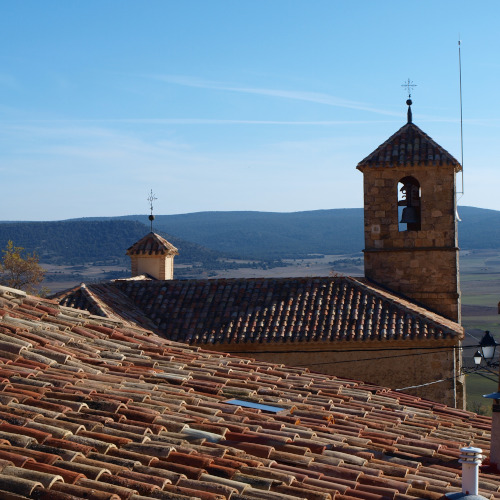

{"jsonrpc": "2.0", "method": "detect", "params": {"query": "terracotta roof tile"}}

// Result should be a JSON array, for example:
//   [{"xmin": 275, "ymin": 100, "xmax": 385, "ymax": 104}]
[
  {"xmin": 54, "ymin": 276, "xmax": 462, "ymax": 345},
  {"xmin": 0, "ymin": 284, "xmax": 496, "ymax": 500},
  {"xmin": 357, "ymin": 122, "xmax": 461, "ymax": 169},
  {"xmin": 74, "ymin": 477, "xmax": 137, "ymax": 499},
  {"xmin": 126, "ymin": 232, "xmax": 178, "ymax": 257}
]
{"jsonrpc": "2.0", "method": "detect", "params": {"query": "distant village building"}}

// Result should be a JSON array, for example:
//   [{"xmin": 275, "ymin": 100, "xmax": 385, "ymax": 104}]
[{"xmin": 55, "ymin": 101, "xmax": 465, "ymax": 408}]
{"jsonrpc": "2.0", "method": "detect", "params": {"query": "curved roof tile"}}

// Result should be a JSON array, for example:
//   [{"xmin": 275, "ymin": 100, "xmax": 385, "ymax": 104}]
[
  {"xmin": 0, "ymin": 283, "xmax": 495, "ymax": 499},
  {"xmin": 357, "ymin": 122, "xmax": 461, "ymax": 170},
  {"xmin": 126, "ymin": 232, "xmax": 178, "ymax": 256},
  {"xmin": 55, "ymin": 277, "xmax": 462, "ymax": 345}
]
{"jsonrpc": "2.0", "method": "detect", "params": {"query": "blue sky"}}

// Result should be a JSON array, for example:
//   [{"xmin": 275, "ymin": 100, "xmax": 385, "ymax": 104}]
[{"xmin": 1, "ymin": 1, "xmax": 499, "ymax": 220}]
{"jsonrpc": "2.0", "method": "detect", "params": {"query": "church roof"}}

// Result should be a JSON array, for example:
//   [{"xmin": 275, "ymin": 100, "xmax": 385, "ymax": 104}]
[
  {"xmin": 0, "ymin": 284, "xmax": 496, "ymax": 499},
  {"xmin": 126, "ymin": 231, "xmax": 179, "ymax": 256},
  {"xmin": 357, "ymin": 122, "xmax": 461, "ymax": 170},
  {"xmin": 54, "ymin": 281, "xmax": 158, "ymax": 331},
  {"xmin": 54, "ymin": 276, "xmax": 463, "ymax": 345}
]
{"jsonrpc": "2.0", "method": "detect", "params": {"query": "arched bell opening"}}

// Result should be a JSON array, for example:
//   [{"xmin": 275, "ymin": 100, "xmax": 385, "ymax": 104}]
[{"xmin": 398, "ymin": 176, "xmax": 421, "ymax": 231}]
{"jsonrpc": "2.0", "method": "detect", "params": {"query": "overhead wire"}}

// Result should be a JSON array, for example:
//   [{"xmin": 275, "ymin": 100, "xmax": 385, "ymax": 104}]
[
  {"xmin": 224, "ymin": 340, "xmax": 499, "ymax": 390},
  {"xmin": 296, "ymin": 348, "xmax": 449, "ymax": 367},
  {"xmin": 395, "ymin": 367, "xmax": 497, "ymax": 391},
  {"xmin": 473, "ymin": 371, "xmax": 498, "ymax": 384},
  {"xmin": 224, "ymin": 342, "xmax": 480, "ymax": 360}
]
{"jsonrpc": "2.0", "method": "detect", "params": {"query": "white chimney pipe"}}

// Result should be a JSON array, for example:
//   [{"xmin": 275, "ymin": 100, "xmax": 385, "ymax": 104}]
[{"xmin": 459, "ymin": 447, "xmax": 483, "ymax": 495}]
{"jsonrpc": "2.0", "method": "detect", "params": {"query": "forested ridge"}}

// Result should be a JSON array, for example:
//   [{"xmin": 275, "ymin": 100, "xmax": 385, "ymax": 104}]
[
  {"xmin": 73, "ymin": 206, "xmax": 500, "ymax": 259},
  {"xmin": 1, "ymin": 206, "xmax": 499, "ymax": 266},
  {"xmin": 0, "ymin": 220, "xmax": 220, "ymax": 266}
]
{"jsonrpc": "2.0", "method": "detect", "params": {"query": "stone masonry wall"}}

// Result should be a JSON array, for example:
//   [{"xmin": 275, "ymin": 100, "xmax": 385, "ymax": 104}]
[
  {"xmin": 362, "ymin": 165, "xmax": 458, "ymax": 249},
  {"xmin": 360, "ymin": 163, "xmax": 460, "ymax": 322},
  {"xmin": 365, "ymin": 249, "xmax": 460, "ymax": 321},
  {"xmin": 207, "ymin": 338, "xmax": 464, "ymax": 408}
]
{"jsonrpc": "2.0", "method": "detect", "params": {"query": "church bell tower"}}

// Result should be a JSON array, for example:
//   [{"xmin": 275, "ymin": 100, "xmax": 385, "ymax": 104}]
[{"xmin": 357, "ymin": 98, "xmax": 462, "ymax": 322}]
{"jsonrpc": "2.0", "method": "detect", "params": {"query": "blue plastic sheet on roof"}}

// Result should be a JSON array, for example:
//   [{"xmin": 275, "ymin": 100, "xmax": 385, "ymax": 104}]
[{"xmin": 224, "ymin": 399, "xmax": 284, "ymax": 413}]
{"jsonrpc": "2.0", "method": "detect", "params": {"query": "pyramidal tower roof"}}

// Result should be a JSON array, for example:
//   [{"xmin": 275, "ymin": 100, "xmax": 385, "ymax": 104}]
[
  {"xmin": 357, "ymin": 102, "xmax": 461, "ymax": 170},
  {"xmin": 126, "ymin": 232, "xmax": 178, "ymax": 256}
]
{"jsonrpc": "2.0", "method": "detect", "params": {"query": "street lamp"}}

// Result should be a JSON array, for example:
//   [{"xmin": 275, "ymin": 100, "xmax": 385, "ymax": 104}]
[
  {"xmin": 473, "ymin": 350, "xmax": 483, "ymax": 366},
  {"xmin": 479, "ymin": 331, "xmax": 498, "ymax": 364}
]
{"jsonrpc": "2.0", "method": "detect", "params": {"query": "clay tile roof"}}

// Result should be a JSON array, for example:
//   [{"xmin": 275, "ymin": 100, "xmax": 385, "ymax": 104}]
[
  {"xmin": 356, "ymin": 122, "xmax": 461, "ymax": 170},
  {"xmin": 0, "ymin": 284, "xmax": 496, "ymax": 499},
  {"xmin": 126, "ymin": 232, "xmax": 178, "ymax": 256},
  {"xmin": 54, "ymin": 276, "xmax": 462, "ymax": 345}
]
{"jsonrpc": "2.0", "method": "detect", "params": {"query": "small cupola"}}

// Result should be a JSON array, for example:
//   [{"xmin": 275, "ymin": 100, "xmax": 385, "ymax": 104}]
[{"xmin": 127, "ymin": 232, "xmax": 179, "ymax": 280}]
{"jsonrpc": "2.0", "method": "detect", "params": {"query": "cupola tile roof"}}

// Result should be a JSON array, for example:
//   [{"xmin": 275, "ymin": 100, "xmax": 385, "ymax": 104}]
[
  {"xmin": 356, "ymin": 122, "xmax": 461, "ymax": 170},
  {"xmin": 0, "ymin": 284, "xmax": 497, "ymax": 499},
  {"xmin": 54, "ymin": 276, "xmax": 462, "ymax": 345},
  {"xmin": 126, "ymin": 231, "xmax": 179, "ymax": 256}
]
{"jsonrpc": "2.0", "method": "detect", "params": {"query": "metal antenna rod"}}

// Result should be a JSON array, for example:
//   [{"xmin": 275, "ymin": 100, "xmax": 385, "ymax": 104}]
[{"xmin": 458, "ymin": 38, "xmax": 465, "ymax": 196}]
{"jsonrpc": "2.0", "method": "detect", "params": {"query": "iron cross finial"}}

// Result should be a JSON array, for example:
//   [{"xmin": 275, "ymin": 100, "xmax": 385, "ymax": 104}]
[
  {"xmin": 402, "ymin": 79, "xmax": 416, "ymax": 124},
  {"xmin": 402, "ymin": 78, "xmax": 417, "ymax": 100},
  {"xmin": 147, "ymin": 189, "xmax": 157, "ymax": 232}
]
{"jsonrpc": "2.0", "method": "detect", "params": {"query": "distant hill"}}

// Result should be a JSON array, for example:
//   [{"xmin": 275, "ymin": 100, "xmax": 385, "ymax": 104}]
[
  {"xmin": 99, "ymin": 209, "xmax": 364, "ymax": 259},
  {"xmin": 1, "ymin": 206, "xmax": 498, "ymax": 266},
  {"xmin": 456, "ymin": 206, "xmax": 500, "ymax": 250},
  {"xmin": 101, "ymin": 205, "xmax": 500, "ymax": 259},
  {"xmin": 0, "ymin": 220, "xmax": 220, "ymax": 266}
]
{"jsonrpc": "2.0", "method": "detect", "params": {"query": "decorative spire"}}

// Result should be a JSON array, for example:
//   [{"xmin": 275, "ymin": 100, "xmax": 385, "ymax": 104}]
[
  {"xmin": 407, "ymin": 98, "xmax": 413, "ymax": 124},
  {"xmin": 401, "ymin": 78, "xmax": 417, "ymax": 124},
  {"xmin": 147, "ymin": 189, "xmax": 157, "ymax": 232}
]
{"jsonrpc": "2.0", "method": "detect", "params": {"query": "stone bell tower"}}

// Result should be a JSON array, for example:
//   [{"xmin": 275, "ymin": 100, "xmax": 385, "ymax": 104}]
[{"xmin": 356, "ymin": 99, "xmax": 462, "ymax": 322}]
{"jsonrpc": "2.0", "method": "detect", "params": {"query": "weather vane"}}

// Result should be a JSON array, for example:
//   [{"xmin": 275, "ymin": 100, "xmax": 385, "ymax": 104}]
[
  {"xmin": 401, "ymin": 78, "xmax": 417, "ymax": 100},
  {"xmin": 401, "ymin": 78, "xmax": 416, "ymax": 124},
  {"xmin": 147, "ymin": 189, "xmax": 157, "ymax": 232}
]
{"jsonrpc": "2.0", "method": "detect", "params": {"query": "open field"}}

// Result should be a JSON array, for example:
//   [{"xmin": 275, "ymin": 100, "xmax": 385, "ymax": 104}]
[
  {"xmin": 459, "ymin": 249, "xmax": 500, "ymax": 413},
  {"xmin": 464, "ymin": 372, "xmax": 497, "ymax": 414},
  {"xmin": 207, "ymin": 254, "xmax": 364, "ymax": 279},
  {"xmin": 43, "ymin": 263, "xmax": 130, "ymax": 293},
  {"xmin": 460, "ymin": 249, "xmax": 500, "ymax": 352},
  {"xmin": 44, "ymin": 254, "xmax": 364, "ymax": 292}
]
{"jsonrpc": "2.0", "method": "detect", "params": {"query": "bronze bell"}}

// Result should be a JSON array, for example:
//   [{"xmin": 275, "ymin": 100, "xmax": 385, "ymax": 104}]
[{"xmin": 400, "ymin": 206, "xmax": 419, "ymax": 224}]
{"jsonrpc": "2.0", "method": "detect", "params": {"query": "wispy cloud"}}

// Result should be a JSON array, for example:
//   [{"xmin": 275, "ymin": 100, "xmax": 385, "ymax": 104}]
[
  {"xmin": 4, "ymin": 118, "xmax": 396, "ymax": 126},
  {"xmin": 115, "ymin": 118, "xmax": 395, "ymax": 125},
  {"xmin": 147, "ymin": 75, "xmax": 400, "ymax": 117},
  {"xmin": 0, "ymin": 123, "xmax": 190, "ymax": 160}
]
